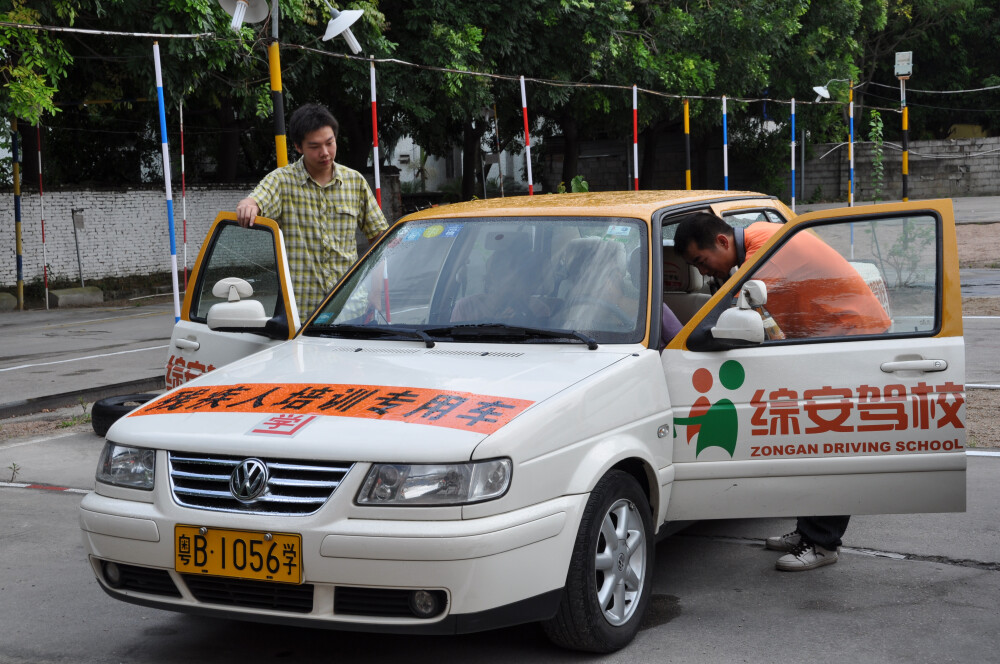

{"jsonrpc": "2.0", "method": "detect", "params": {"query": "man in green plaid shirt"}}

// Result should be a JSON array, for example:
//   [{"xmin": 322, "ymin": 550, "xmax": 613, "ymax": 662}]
[{"xmin": 236, "ymin": 104, "xmax": 387, "ymax": 317}]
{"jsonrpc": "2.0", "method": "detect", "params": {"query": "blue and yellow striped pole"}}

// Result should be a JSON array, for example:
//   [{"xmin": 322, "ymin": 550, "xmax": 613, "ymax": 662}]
[{"xmin": 153, "ymin": 42, "xmax": 181, "ymax": 322}]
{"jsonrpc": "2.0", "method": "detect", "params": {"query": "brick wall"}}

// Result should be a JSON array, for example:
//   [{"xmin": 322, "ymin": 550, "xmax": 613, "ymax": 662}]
[
  {"xmin": 1, "ymin": 175, "xmax": 401, "ymax": 287},
  {"xmin": 541, "ymin": 134, "xmax": 1000, "ymax": 202},
  {"xmin": 790, "ymin": 136, "xmax": 1000, "ymax": 203}
]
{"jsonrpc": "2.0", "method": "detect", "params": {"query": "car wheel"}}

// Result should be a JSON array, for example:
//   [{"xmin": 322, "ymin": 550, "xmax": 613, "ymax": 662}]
[
  {"xmin": 91, "ymin": 394, "xmax": 158, "ymax": 437},
  {"xmin": 542, "ymin": 470, "xmax": 654, "ymax": 653}
]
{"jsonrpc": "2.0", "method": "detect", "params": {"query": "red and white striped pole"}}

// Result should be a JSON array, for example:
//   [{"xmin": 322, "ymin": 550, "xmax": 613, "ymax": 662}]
[
  {"xmin": 632, "ymin": 84, "xmax": 639, "ymax": 191},
  {"xmin": 370, "ymin": 56, "xmax": 382, "ymax": 208},
  {"xmin": 179, "ymin": 100, "xmax": 188, "ymax": 290},
  {"xmin": 520, "ymin": 76, "xmax": 534, "ymax": 195},
  {"xmin": 36, "ymin": 126, "xmax": 48, "ymax": 309}
]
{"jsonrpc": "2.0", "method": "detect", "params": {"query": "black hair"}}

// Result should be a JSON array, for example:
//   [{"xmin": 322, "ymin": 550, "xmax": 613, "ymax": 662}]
[
  {"xmin": 288, "ymin": 103, "xmax": 339, "ymax": 147},
  {"xmin": 673, "ymin": 211, "xmax": 733, "ymax": 252}
]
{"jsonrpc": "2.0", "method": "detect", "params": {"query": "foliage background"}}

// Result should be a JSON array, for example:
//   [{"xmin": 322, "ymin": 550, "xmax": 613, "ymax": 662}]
[{"xmin": 2, "ymin": 0, "xmax": 999, "ymax": 198}]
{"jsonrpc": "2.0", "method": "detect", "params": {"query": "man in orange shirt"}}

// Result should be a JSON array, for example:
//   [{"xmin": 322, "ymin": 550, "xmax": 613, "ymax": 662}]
[
  {"xmin": 674, "ymin": 211, "xmax": 890, "ymax": 339},
  {"xmin": 674, "ymin": 211, "xmax": 890, "ymax": 571}
]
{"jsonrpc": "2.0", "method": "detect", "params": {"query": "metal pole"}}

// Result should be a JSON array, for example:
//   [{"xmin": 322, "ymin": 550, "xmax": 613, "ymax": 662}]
[
  {"xmin": 12, "ymin": 118, "xmax": 24, "ymax": 309},
  {"xmin": 683, "ymin": 99, "xmax": 691, "ymax": 190},
  {"xmin": 800, "ymin": 127, "xmax": 806, "ymax": 201},
  {"xmin": 901, "ymin": 79, "xmax": 909, "ymax": 202},
  {"xmin": 632, "ymin": 84, "xmax": 639, "ymax": 191},
  {"xmin": 790, "ymin": 98, "xmax": 796, "ymax": 212},
  {"xmin": 520, "ymin": 76, "xmax": 534, "ymax": 195},
  {"xmin": 722, "ymin": 95, "xmax": 729, "ymax": 191},
  {"xmin": 37, "ymin": 125, "xmax": 48, "ymax": 309},
  {"xmin": 848, "ymin": 82, "xmax": 855, "ymax": 207},
  {"xmin": 71, "ymin": 208, "xmax": 84, "ymax": 287},
  {"xmin": 153, "ymin": 42, "xmax": 182, "ymax": 323},
  {"xmin": 269, "ymin": 0, "xmax": 287, "ymax": 167},
  {"xmin": 370, "ymin": 56, "xmax": 382, "ymax": 207},
  {"xmin": 179, "ymin": 100, "xmax": 188, "ymax": 290},
  {"xmin": 493, "ymin": 103, "xmax": 504, "ymax": 197}
]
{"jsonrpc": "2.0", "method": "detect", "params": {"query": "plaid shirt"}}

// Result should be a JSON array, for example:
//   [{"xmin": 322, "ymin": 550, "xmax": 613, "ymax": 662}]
[{"xmin": 250, "ymin": 157, "xmax": 387, "ymax": 316}]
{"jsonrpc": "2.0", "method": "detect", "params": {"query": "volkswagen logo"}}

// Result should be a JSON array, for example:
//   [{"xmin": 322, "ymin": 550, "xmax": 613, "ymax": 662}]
[{"xmin": 230, "ymin": 458, "xmax": 269, "ymax": 502}]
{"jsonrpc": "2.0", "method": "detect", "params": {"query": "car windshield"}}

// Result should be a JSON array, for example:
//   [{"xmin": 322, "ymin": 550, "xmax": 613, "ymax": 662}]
[{"xmin": 307, "ymin": 216, "xmax": 648, "ymax": 345}]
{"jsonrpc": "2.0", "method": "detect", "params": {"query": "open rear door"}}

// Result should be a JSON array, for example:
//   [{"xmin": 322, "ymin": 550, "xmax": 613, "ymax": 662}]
[
  {"xmin": 663, "ymin": 199, "xmax": 966, "ymax": 520},
  {"xmin": 165, "ymin": 213, "xmax": 299, "ymax": 388}
]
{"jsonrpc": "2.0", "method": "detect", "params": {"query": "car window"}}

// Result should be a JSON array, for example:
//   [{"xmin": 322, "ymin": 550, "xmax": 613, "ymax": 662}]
[
  {"xmin": 312, "ymin": 217, "xmax": 649, "ymax": 344},
  {"xmin": 661, "ymin": 207, "xmax": 783, "ymax": 244},
  {"xmin": 192, "ymin": 223, "xmax": 281, "ymax": 321},
  {"xmin": 739, "ymin": 214, "xmax": 938, "ymax": 340}
]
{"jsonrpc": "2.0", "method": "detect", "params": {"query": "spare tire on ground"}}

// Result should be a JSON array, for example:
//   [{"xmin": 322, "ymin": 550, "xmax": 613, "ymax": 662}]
[{"xmin": 92, "ymin": 394, "xmax": 159, "ymax": 437}]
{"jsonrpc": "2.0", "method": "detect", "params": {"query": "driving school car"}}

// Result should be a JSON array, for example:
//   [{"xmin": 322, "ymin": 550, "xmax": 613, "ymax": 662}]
[{"xmin": 80, "ymin": 191, "xmax": 966, "ymax": 653}]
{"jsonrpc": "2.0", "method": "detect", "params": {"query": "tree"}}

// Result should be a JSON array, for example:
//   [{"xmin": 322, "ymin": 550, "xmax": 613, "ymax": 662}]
[{"xmin": 0, "ymin": 0, "xmax": 75, "ymax": 182}]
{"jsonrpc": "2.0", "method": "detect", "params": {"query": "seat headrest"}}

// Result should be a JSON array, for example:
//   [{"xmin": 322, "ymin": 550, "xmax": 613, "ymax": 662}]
[{"xmin": 662, "ymin": 245, "xmax": 703, "ymax": 293}]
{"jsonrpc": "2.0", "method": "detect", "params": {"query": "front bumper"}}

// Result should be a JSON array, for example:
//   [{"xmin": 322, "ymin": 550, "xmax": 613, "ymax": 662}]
[{"xmin": 79, "ymin": 489, "xmax": 585, "ymax": 633}]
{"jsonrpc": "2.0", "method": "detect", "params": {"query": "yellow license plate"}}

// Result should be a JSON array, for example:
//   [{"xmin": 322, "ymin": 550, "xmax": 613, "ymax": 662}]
[{"xmin": 175, "ymin": 525, "xmax": 302, "ymax": 584}]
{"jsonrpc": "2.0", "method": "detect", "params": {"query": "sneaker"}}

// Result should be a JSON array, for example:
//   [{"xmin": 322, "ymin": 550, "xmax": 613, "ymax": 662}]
[
  {"xmin": 765, "ymin": 530, "xmax": 802, "ymax": 552},
  {"xmin": 775, "ymin": 540, "xmax": 838, "ymax": 571}
]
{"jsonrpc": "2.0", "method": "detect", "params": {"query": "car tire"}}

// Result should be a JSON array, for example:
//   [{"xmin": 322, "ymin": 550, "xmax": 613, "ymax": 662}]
[
  {"xmin": 542, "ymin": 469, "xmax": 654, "ymax": 653},
  {"xmin": 91, "ymin": 394, "xmax": 158, "ymax": 437}
]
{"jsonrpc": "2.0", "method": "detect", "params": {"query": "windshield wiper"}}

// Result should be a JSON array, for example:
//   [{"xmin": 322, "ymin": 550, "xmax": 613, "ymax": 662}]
[
  {"xmin": 424, "ymin": 323, "xmax": 598, "ymax": 350},
  {"xmin": 304, "ymin": 324, "xmax": 435, "ymax": 348}
]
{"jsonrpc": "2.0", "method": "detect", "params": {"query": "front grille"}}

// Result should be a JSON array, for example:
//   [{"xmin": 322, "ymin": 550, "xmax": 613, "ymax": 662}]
[
  {"xmin": 168, "ymin": 452, "xmax": 353, "ymax": 515},
  {"xmin": 183, "ymin": 575, "xmax": 314, "ymax": 613},
  {"xmin": 106, "ymin": 563, "xmax": 181, "ymax": 597}
]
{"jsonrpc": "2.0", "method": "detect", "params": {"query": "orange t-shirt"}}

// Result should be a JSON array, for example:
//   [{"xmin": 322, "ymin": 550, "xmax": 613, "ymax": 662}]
[{"xmin": 743, "ymin": 222, "xmax": 890, "ymax": 338}]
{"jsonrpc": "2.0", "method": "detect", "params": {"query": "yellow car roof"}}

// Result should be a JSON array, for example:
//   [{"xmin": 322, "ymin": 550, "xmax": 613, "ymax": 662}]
[{"xmin": 402, "ymin": 190, "xmax": 783, "ymax": 221}]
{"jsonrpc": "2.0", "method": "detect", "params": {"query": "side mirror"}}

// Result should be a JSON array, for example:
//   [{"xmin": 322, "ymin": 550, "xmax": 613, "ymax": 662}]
[
  {"xmin": 710, "ymin": 279, "xmax": 766, "ymax": 344},
  {"xmin": 207, "ymin": 277, "xmax": 269, "ymax": 330}
]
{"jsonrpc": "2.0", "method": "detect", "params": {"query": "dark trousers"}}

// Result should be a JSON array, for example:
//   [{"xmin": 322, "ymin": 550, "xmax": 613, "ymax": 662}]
[{"xmin": 797, "ymin": 515, "xmax": 850, "ymax": 550}]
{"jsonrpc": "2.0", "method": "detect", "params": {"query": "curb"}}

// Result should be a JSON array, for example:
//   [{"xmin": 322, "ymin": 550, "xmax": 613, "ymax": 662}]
[{"xmin": 0, "ymin": 377, "xmax": 166, "ymax": 420}]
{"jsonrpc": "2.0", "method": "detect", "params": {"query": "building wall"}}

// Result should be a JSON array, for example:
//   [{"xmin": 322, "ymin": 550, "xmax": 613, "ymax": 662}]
[
  {"xmin": 540, "ymin": 134, "xmax": 1000, "ymax": 202},
  {"xmin": 789, "ymin": 136, "xmax": 1000, "ymax": 203},
  {"xmin": 1, "ymin": 174, "xmax": 401, "ymax": 287}
]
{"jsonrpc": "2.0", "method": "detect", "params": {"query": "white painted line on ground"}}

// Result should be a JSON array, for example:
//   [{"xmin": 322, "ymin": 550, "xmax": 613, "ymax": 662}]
[
  {"xmin": 0, "ymin": 430, "xmax": 80, "ymax": 450},
  {"xmin": 967, "ymin": 450, "xmax": 1000, "ymax": 457},
  {"xmin": 44, "ymin": 310, "xmax": 173, "ymax": 328},
  {"xmin": 963, "ymin": 315, "xmax": 1000, "ymax": 320},
  {"xmin": 0, "ymin": 480, "xmax": 89, "ymax": 494},
  {"xmin": 968, "ymin": 384, "xmax": 1000, "ymax": 389},
  {"xmin": 0, "ymin": 345, "xmax": 169, "ymax": 372}
]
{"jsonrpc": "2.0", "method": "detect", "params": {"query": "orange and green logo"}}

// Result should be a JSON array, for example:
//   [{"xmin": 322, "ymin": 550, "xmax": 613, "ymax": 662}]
[{"xmin": 674, "ymin": 360, "xmax": 745, "ymax": 457}]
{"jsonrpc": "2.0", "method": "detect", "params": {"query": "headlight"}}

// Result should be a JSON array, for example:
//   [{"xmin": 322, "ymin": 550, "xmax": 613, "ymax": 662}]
[
  {"xmin": 96, "ymin": 442, "xmax": 155, "ymax": 490},
  {"xmin": 357, "ymin": 459, "xmax": 511, "ymax": 506}
]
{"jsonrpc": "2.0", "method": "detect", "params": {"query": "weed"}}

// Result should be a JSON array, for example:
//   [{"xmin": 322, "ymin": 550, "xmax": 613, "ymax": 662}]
[
  {"xmin": 7, "ymin": 462, "xmax": 20, "ymax": 482},
  {"xmin": 868, "ymin": 110, "xmax": 885, "ymax": 202}
]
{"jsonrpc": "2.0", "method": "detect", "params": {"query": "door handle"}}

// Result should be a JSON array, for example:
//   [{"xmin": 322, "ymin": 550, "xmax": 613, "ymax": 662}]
[
  {"xmin": 880, "ymin": 359, "xmax": 948, "ymax": 373},
  {"xmin": 174, "ymin": 338, "xmax": 200, "ymax": 351}
]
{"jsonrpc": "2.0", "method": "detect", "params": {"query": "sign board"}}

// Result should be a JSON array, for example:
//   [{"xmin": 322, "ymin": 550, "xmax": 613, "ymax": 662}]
[{"xmin": 895, "ymin": 51, "xmax": 913, "ymax": 78}]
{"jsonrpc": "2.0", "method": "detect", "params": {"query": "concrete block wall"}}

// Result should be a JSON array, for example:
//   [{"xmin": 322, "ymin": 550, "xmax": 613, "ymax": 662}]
[
  {"xmin": 786, "ymin": 136, "xmax": 1000, "ymax": 203},
  {"xmin": 1, "ymin": 175, "xmax": 401, "ymax": 288}
]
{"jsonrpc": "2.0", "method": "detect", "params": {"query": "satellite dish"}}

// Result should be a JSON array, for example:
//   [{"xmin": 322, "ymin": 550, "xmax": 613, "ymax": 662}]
[
  {"xmin": 321, "ymin": 3, "xmax": 363, "ymax": 54},
  {"xmin": 812, "ymin": 85, "xmax": 831, "ymax": 103},
  {"xmin": 218, "ymin": 0, "xmax": 270, "ymax": 31}
]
